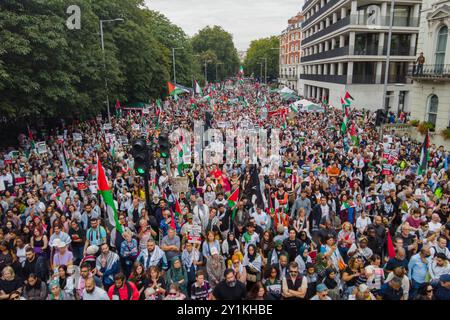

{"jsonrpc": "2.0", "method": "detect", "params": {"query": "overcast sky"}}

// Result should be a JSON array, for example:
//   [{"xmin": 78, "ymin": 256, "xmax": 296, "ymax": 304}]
[{"xmin": 145, "ymin": 0, "xmax": 304, "ymax": 51}]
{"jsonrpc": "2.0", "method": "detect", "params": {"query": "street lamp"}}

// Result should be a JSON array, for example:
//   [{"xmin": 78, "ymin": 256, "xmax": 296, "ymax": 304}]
[
  {"xmin": 100, "ymin": 18, "xmax": 124, "ymax": 124},
  {"xmin": 204, "ymin": 60, "xmax": 212, "ymax": 85},
  {"xmin": 257, "ymin": 62, "xmax": 263, "ymax": 83},
  {"xmin": 192, "ymin": 54, "xmax": 201, "ymax": 88},
  {"xmin": 382, "ymin": 0, "xmax": 396, "ymax": 122},
  {"xmin": 215, "ymin": 62, "xmax": 224, "ymax": 82},
  {"xmin": 172, "ymin": 47, "xmax": 183, "ymax": 84},
  {"xmin": 261, "ymin": 58, "xmax": 268, "ymax": 84}
]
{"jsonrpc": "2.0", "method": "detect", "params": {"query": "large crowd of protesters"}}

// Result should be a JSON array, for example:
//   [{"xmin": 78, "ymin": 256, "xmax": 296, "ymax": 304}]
[{"xmin": 0, "ymin": 80, "xmax": 449, "ymax": 301}]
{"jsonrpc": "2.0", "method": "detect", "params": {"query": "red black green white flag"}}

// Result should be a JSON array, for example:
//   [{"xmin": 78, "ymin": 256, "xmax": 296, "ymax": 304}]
[
  {"xmin": 97, "ymin": 156, "xmax": 123, "ymax": 234},
  {"xmin": 417, "ymin": 132, "xmax": 430, "ymax": 176}
]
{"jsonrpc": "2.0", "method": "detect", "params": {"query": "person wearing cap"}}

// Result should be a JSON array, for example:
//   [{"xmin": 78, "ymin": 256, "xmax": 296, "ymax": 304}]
[
  {"xmin": 428, "ymin": 253, "xmax": 450, "ymax": 282},
  {"xmin": 83, "ymin": 217, "xmax": 107, "ymax": 255},
  {"xmin": 310, "ymin": 283, "xmax": 332, "ymax": 300},
  {"xmin": 433, "ymin": 274, "xmax": 450, "ymax": 300},
  {"xmin": 347, "ymin": 236, "xmax": 373, "ymax": 263},
  {"xmin": 206, "ymin": 246, "xmax": 225, "ymax": 290},
  {"xmin": 51, "ymin": 238, "xmax": 73, "ymax": 273}
]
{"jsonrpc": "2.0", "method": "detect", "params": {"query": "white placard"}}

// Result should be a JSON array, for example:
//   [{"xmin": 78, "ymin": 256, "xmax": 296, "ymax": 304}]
[
  {"xmin": 103, "ymin": 123, "xmax": 112, "ymax": 131},
  {"xmin": 142, "ymin": 108, "xmax": 150, "ymax": 115},
  {"xmin": 36, "ymin": 142, "xmax": 47, "ymax": 154},
  {"xmin": 73, "ymin": 133, "xmax": 82, "ymax": 141},
  {"xmin": 132, "ymin": 124, "xmax": 140, "ymax": 131}
]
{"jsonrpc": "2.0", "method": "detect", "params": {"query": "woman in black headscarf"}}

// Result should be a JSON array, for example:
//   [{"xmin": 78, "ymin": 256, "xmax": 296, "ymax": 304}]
[
  {"xmin": 243, "ymin": 244, "xmax": 262, "ymax": 292},
  {"xmin": 322, "ymin": 268, "xmax": 340, "ymax": 300}
]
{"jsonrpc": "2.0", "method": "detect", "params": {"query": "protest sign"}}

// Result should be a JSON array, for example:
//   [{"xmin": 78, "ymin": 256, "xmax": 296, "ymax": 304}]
[
  {"xmin": 73, "ymin": 133, "xmax": 82, "ymax": 141},
  {"xmin": 172, "ymin": 177, "xmax": 189, "ymax": 194},
  {"xmin": 36, "ymin": 142, "xmax": 47, "ymax": 154}
]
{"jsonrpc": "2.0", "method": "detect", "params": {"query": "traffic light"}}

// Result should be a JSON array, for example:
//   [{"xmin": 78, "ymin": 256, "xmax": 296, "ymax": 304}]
[
  {"xmin": 158, "ymin": 133, "xmax": 170, "ymax": 158},
  {"xmin": 132, "ymin": 138, "xmax": 150, "ymax": 176}
]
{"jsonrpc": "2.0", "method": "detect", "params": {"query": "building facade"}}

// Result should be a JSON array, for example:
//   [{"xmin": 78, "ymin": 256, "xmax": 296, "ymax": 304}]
[
  {"xmin": 279, "ymin": 13, "xmax": 304, "ymax": 92},
  {"xmin": 299, "ymin": 0, "xmax": 421, "ymax": 111},
  {"xmin": 409, "ymin": 0, "xmax": 450, "ymax": 145}
]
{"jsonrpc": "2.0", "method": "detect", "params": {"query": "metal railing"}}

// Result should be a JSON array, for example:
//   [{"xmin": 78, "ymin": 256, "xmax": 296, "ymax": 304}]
[
  {"xmin": 407, "ymin": 64, "xmax": 450, "ymax": 80},
  {"xmin": 352, "ymin": 74, "xmax": 377, "ymax": 84},
  {"xmin": 383, "ymin": 46, "xmax": 415, "ymax": 56},
  {"xmin": 352, "ymin": 45, "xmax": 379, "ymax": 56},
  {"xmin": 302, "ymin": 15, "xmax": 350, "ymax": 45},
  {"xmin": 301, "ymin": 46, "xmax": 349, "ymax": 62},
  {"xmin": 300, "ymin": 74, "xmax": 347, "ymax": 84},
  {"xmin": 302, "ymin": 14, "xmax": 419, "ymax": 46},
  {"xmin": 302, "ymin": 0, "xmax": 340, "ymax": 29}
]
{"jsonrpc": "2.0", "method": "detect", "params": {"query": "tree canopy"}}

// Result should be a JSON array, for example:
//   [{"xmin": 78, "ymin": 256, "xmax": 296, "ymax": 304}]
[
  {"xmin": 243, "ymin": 36, "xmax": 280, "ymax": 82},
  {"xmin": 0, "ymin": 0, "xmax": 203, "ymax": 123},
  {"xmin": 191, "ymin": 26, "xmax": 240, "ymax": 84}
]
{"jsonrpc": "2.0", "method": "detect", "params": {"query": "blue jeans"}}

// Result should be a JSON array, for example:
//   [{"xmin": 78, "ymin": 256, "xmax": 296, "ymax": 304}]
[{"xmin": 409, "ymin": 279, "xmax": 422, "ymax": 300}]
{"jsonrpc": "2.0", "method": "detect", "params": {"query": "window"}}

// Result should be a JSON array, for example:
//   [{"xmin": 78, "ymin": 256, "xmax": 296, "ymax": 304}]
[
  {"xmin": 435, "ymin": 26, "xmax": 448, "ymax": 72},
  {"xmin": 427, "ymin": 95, "xmax": 438, "ymax": 126}
]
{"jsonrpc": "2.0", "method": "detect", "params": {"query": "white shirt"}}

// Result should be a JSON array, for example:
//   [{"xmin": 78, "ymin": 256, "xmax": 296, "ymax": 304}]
[
  {"xmin": 356, "ymin": 216, "xmax": 371, "ymax": 233},
  {"xmin": 428, "ymin": 221, "xmax": 442, "ymax": 233},
  {"xmin": 320, "ymin": 205, "xmax": 329, "ymax": 220}
]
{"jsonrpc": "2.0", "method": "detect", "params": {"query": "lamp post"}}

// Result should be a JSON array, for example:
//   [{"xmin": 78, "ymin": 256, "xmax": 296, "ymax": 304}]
[
  {"xmin": 172, "ymin": 47, "xmax": 183, "ymax": 84},
  {"xmin": 100, "ymin": 18, "xmax": 124, "ymax": 124},
  {"xmin": 215, "ymin": 62, "xmax": 224, "ymax": 82},
  {"xmin": 261, "ymin": 58, "xmax": 268, "ymax": 84},
  {"xmin": 204, "ymin": 60, "xmax": 212, "ymax": 85},
  {"xmin": 257, "ymin": 62, "xmax": 263, "ymax": 83},
  {"xmin": 382, "ymin": 0, "xmax": 396, "ymax": 122}
]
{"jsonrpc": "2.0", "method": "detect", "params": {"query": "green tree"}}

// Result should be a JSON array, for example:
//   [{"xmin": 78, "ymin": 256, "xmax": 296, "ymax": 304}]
[
  {"xmin": 244, "ymin": 36, "xmax": 280, "ymax": 82},
  {"xmin": 191, "ymin": 26, "xmax": 240, "ymax": 84}
]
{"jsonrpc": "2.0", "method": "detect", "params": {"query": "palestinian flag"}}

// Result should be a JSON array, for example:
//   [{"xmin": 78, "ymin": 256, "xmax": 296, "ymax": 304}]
[
  {"xmin": 168, "ymin": 82, "xmax": 189, "ymax": 96},
  {"xmin": 239, "ymin": 65, "xmax": 244, "ymax": 76},
  {"xmin": 417, "ymin": 132, "xmax": 430, "ymax": 176},
  {"xmin": 115, "ymin": 100, "xmax": 121, "ymax": 116},
  {"xmin": 322, "ymin": 96, "xmax": 328, "ymax": 105},
  {"xmin": 341, "ymin": 115, "xmax": 348, "ymax": 134},
  {"xmin": 227, "ymin": 188, "xmax": 239, "ymax": 220},
  {"xmin": 194, "ymin": 80, "xmax": 203, "ymax": 96},
  {"xmin": 97, "ymin": 156, "xmax": 122, "ymax": 234},
  {"xmin": 344, "ymin": 91, "xmax": 354, "ymax": 105},
  {"xmin": 349, "ymin": 122, "xmax": 359, "ymax": 146},
  {"xmin": 175, "ymin": 198, "xmax": 182, "ymax": 218},
  {"xmin": 340, "ymin": 97, "xmax": 350, "ymax": 110}
]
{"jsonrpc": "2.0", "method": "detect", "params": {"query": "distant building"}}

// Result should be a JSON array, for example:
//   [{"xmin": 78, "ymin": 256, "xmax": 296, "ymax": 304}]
[
  {"xmin": 279, "ymin": 13, "xmax": 304, "ymax": 93},
  {"xmin": 299, "ymin": 0, "xmax": 421, "ymax": 111},
  {"xmin": 409, "ymin": 0, "xmax": 450, "ymax": 147},
  {"xmin": 238, "ymin": 50, "xmax": 247, "ymax": 63}
]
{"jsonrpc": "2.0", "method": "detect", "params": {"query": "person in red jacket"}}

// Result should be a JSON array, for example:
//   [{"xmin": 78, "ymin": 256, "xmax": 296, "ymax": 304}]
[{"xmin": 107, "ymin": 273, "xmax": 140, "ymax": 300}]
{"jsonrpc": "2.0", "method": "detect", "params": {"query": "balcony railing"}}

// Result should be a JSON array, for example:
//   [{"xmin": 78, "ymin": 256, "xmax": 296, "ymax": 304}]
[
  {"xmin": 407, "ymin": 64, "xmax": 450, "ymax": 81},
  {"xmin": 352, "ymin": 74, "xmax": 377, "ymax": 84},
  {"xmin": 382, "ymin": 46, "xmax": 415, "ymax": 56},
  {"xmin": 300, "ymin": 74, "xmax": 347, "ymax": 84},
  {"xmin": 302, "ymin": 14, "xmax": 419, "ymax": 46},
  {"xmin": 302, "ymin": 0, "xmax": 316, "ymax": 11},
  {"xmin": 301, "ymin": 46, "xmax": 349, "ymax": 62},
  {"xmin": 302, "ymin": 15, "xmax": 350, "ymax": 45},
  {"xmin": 352, "ymin": 45, "xmax": 379, "ymax": 55},
  {"xmin": 302, "ymin": 0, "xmax": 340, "ymax": 29}
]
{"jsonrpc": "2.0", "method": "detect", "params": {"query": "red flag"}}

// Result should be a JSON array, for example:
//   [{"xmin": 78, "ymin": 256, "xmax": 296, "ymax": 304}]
[
  {"xmin": 169, "ymin": 209, "xmax": 176, "ymax": 230},
  {"xmin": 115, "ymin": 100, "xmax": 121, "ymax": 110},
  {"xmin": 175, "ymin": 199, "xmax": 182, "ymax": 216},
  {"xmin": 387, "ymin": 230, "xmax": 396, "ymax": 258}
]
